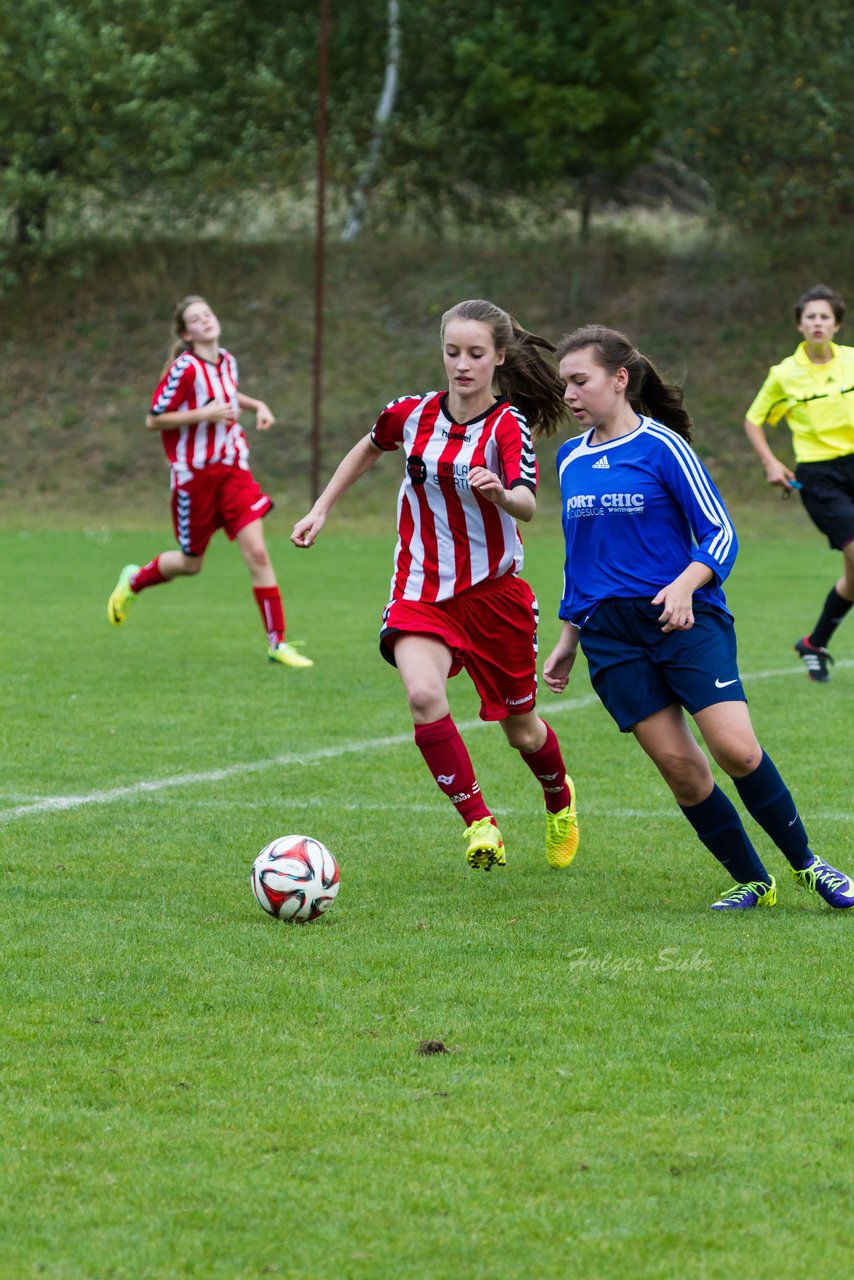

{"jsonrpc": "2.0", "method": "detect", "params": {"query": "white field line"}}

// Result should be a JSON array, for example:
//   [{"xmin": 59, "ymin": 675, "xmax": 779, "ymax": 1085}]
[
  {"xmin": 2, "ymin": 661, "xmax": 851, "ymax": 825},
  {"xmin": 128, "ymin": 796, "xmax": 854, "ymax": 824}
]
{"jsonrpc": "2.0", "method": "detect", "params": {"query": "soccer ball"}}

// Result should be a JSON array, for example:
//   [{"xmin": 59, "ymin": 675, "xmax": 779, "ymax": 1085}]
[{"xmin": 250, "ymin": 835, "xmax": 340, "ymax": 922}]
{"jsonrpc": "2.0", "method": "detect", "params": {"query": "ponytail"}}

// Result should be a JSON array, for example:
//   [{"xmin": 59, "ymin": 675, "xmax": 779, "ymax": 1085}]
[
  {"xmin": 498, "ymin": 319, "xmax": 568, "ymax": 439},
  {"xmin": 555, "ymin": 325, "xmax": 693, "ymax": 443},
  {"xmin": 441, "ymin": 299, "xmax": 568, "ymax": 439}
]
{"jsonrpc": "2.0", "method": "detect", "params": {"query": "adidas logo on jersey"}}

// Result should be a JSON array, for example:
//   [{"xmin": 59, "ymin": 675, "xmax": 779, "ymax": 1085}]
[{"xmin": 592, "ymin": 455, "xmax": 610, "ymax": 469}]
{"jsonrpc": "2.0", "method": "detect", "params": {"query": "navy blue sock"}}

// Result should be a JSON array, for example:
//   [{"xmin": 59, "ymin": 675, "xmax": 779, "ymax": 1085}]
[
  {"xmin": 732, "ymin": 751, "xmax": 811, "ymax": 871},
  {"xmin": 679, "ymin": 784, "xmax": 770, "ymax": 884}
]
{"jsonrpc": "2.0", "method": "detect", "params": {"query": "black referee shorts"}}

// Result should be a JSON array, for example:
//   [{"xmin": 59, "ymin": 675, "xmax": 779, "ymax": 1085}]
[{"xmin": 796, "ymin": 453, "xmax": 854, "ymax": 549}]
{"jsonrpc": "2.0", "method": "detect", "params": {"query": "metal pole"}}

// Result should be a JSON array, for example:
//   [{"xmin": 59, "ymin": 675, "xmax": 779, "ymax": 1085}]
[{"xmin": 311, "ymin": 0, "xmax": 329, "ymax": 503}]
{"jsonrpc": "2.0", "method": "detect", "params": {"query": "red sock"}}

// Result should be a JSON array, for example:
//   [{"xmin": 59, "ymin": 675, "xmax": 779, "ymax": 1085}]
[
  {"xmin": 414, "ymin": 714, "xmax": 492, "ymax": 825},
  {"xmin": 253, "ymin": 586, "xmax": 285, "ymax": 647},
  {"xmin": 130, "ymin": 557, "xmax": 169, "ymax": 593},
  {"xmin": 520, "ymin": 720, "xmax": 570, "ymax": 812}
]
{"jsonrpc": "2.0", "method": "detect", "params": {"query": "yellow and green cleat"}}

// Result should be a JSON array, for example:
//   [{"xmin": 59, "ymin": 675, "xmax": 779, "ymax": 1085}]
[
  {"xmin": 465, "ymin": 816, "xmax": 505, "ymax": 871},
  {"xmin": 268, "ymin": 641, "xmax": 314, "ymax": 669},
  {"xmin": 107, "ymin": 564, "xmax": 140, "ymax": 626},
  {"xmin": 545, "ymin": 775, "xmax": 579, "ymax": 869}
]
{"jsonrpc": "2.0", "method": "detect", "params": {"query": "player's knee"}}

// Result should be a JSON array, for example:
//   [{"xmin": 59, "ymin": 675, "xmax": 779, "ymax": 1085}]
[
  {"xmin": 656, "ymin": 751, "xmax": 710, "ymax": 802},
  {"xmin": 406, "ymin": 683, "xmax": 446, "ymax": 722},
  {"xmin": 505, "ymin": 722, "xmax": 541, "ymax": 753},
  {"xmin": 246, "ymin": 547, "xmax": 272, "ymax": 574},
  {"xmin": 181, "ymin": 555, "xmax": 204, "ymax": 576},
  {"xmin": 713, "ymin": 739, "xmax": 763, "ymax": 778}
]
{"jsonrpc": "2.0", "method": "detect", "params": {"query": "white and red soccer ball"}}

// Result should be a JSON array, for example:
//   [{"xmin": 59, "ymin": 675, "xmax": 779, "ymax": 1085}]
[{"xmin": 250, "ymin": 835, "xmax": 340, "ymax": 922}]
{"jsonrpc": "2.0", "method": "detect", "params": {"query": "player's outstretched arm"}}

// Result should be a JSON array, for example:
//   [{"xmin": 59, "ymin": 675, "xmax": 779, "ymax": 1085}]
[{"xmin": 291, "ymin": 434, "xmax": 384, "ymax": 548}]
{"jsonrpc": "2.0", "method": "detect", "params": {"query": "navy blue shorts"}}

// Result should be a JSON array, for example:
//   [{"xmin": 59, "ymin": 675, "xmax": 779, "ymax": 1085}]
[{"xmin": 579, "ymin": 598, "xmax": 746, "ymax": 732}]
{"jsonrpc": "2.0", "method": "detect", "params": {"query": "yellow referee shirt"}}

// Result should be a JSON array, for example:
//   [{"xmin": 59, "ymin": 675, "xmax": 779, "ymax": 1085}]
[{"xmin": 745, "ymin": 341, "xmax": 854, "ymax": 462}]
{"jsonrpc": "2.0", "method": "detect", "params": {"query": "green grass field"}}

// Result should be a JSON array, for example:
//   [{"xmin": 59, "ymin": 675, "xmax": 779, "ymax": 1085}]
[{"xmin": 1, "ymin": 525, "xmax": 851, "ymax": 1280}]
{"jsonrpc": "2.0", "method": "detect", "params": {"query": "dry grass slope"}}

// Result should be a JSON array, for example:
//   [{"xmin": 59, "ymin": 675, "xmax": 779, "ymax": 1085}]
[{"xmin": 1, "ymin": 219, "xmax": 850, "ymax": 528}]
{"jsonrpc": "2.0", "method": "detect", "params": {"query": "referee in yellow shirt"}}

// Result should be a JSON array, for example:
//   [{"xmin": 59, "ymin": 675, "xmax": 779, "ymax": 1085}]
[{"xmin": 744, "ymin": 284, "xmax": 854, "ymax": 682}]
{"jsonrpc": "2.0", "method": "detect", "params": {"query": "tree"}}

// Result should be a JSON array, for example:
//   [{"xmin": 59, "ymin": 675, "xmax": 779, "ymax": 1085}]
[
  {"xmin": 341, "ymin": 0, "xmax": 401, "ymax": 242},
  {"xmin": 658, "ymin": 1, "xmax": 853, "ymax": 228},
  {"xmin": 357, "ymin": 0, "xmax": 674, "ymax": 232},
  {"xmin": 0, "ymin": 0, "xmax": 318, "ymax": 246},
  {"xmin": 0, "ymin": 0, "xmax": 127, "ymax": 244}
]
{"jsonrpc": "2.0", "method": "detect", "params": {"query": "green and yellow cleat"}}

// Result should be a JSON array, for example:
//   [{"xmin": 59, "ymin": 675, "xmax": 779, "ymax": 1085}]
[
  {"xmin": 107, "ymin": 564, "xmax": 140, "ymax": 626},
  {"xmin": 465, "ymin": 816, "xmax": 505, "ymax": 871},
  {"xmin": 268, "ymin": 641, "xmax": 314, "ymax": 669},
  {"xmin": 545, "ymin": 775, "xmax": 579, "ymax": 869}
]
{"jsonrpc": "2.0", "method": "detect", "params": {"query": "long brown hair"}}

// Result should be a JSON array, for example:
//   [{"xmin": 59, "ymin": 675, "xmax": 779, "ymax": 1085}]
[
  {"xmin": 555, "ymin": 325, "xmax": 693, "ymax": 442},
  {"xmin": 441, "ymin": 299, "xmax": 567, "ymax": 439}
]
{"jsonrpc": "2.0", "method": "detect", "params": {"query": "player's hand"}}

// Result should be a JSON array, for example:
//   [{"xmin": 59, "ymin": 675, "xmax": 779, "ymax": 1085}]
[
  {"xmin": 543, "ymin": 646, "xmax": 577, "ymax": 694},
  {"xmin": 764, "ymin": 458, "xmax": 796, "ymax": 489},
  {"xmin": 255, "ymin": 402, "xmax": 275, "ymax": 431},
  {"xmin": 291, "ymin": 511, "xmax": 326, "ymax": 548},
  {"xmin": 203, "ymin": 401, "xmax": 234, "ymax": 423},
  {"xmin": 652, "ymin": 582, "xmax": 695, "ymax": 632},
  {"xmin": 468, "ymin": 466, "xmax": 505, "ymax": 505}
]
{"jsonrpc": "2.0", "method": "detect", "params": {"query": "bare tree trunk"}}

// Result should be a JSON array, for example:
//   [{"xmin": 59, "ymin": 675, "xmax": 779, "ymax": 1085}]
[
  {"xmin": 341, "ymin": 0, "xmax": 400, "ymax": 242},
  {"xmin": 579, "ymin": 185, "xmax": 593, "ymax": 244}
]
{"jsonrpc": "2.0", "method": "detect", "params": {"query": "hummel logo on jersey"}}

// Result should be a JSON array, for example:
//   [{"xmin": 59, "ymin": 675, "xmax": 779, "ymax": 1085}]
[
  {"xmin": 592, "ymin": 455, "xmax": 610, "ymax": 469},
  {"xmin": 437, "ymin": 774, "xmax": 455, "ymax": 786}
]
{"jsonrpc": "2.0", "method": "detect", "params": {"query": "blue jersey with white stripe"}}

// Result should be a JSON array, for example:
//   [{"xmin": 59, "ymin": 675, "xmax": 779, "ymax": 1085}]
[{"xmin": 556, "ymin": 416, "xmax": 737, "ymax": 626}]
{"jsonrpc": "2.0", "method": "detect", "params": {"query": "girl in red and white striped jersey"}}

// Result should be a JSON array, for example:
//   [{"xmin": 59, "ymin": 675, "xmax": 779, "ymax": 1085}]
[
  {"xmin": 107, "ymin": 296, "xmax": 312, "ymax": 668},
  {"xmin": 292, "ymin": 298, "xmax": 578, "ymax": 871}
]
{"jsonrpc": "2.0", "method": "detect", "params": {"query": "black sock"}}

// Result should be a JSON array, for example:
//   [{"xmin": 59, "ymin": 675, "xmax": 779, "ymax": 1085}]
[
  {"xmin": 680, "ymin": 785, "xmax": 770, "ymax": 884},
  {"xmin": 810, "ymin": 587, "xmax": 853, "ymax": 649},
  {"xmin": 732, "ymin": 751, "xmax": 811, "ymax": 871}
]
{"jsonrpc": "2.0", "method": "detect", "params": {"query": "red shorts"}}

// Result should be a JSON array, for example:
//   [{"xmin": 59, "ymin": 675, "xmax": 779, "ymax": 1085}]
[
  {"xmin": 170, "ymin": 463, "xmax": 273, "ymax": 556},
  {"xmin": 380, "ymin": 574, "xmax": 539, "ymax": 721}
]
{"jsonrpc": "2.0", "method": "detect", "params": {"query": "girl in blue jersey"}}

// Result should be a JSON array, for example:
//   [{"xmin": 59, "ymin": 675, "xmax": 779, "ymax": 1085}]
[{"xmin": 543, "ymin": 325, "xmax": 853, "ymax": 911}]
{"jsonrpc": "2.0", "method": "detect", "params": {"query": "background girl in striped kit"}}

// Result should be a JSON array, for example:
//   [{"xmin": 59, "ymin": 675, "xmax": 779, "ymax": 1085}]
[{"xmin": 107, "ymin": 295, "xmax": 312, "ymax": 668}]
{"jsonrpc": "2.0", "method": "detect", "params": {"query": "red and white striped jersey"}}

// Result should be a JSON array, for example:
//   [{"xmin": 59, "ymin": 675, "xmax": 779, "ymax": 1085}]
[
  {"xmin": 150, "ymin": 348, "xmax": 249, "ymax": 484},
  {"xmin": 371, "ymin": 392, "xmax": 538, "ymax": 603}
]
